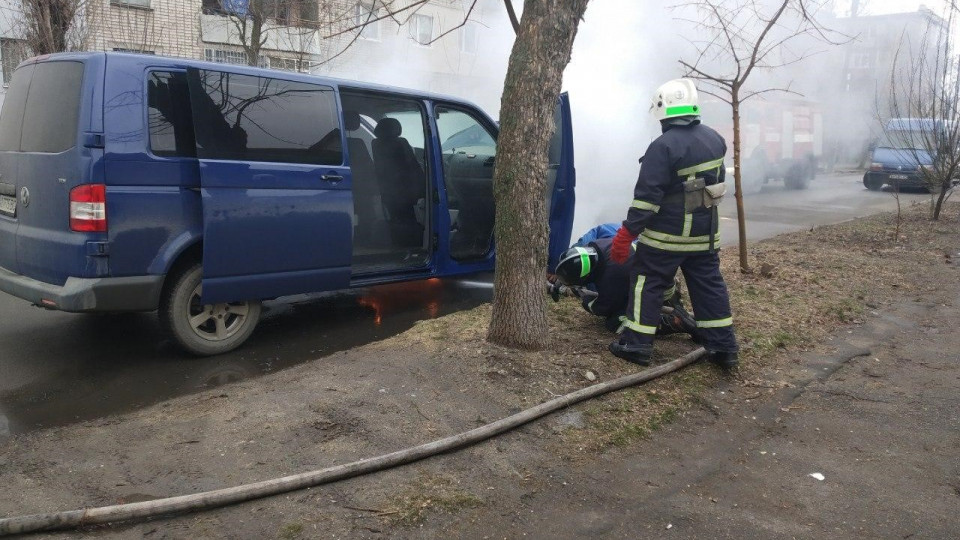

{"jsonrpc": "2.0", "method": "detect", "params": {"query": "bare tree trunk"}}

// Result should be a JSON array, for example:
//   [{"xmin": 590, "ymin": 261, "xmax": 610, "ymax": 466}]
[
  {"xmin": 487, "ymin": 0, "xmax": 589, "ymax": 350},
  {"xmin": 248, "ymin": 17, "xmax": 263, "ymax": 66},
  {"xmin": 932, "ymin": 183, "xmax": 948, "ymax": 220},
  {"xmin": 893, "ymin": 181, "xmax": 902, "ymax": 240},
  {"xmin": 22, "ymin": 0, "xmax": 82, "ymax": 55},
  {"xmin": 731, "ymin": 86, "xmax": 749, "ymax": 272}
]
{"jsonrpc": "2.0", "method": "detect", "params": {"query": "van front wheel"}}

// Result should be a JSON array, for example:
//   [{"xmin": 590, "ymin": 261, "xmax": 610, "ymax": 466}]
[{"xmin": 160, "ymin": 263, "xmax": 261, "ymax": 356}]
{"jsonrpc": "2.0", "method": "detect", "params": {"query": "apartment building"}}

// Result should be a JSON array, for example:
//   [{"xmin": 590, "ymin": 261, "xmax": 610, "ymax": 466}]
[
  {"xmin": 812, "ymin": 6, "xmax": 949, "ymax": 167},
  {"xmin": 834, "ymin": 6, "xmax": 947, "ymax": 102},
  {"xmin": 0, "ymin": 0, "xmax": 510, "ymax": 111}
]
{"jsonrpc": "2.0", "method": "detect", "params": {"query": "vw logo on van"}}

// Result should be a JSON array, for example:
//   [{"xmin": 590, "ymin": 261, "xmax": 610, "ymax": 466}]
[{"xmin": 19, "ymin": 187, "xmax": 29, "ymax": 208}]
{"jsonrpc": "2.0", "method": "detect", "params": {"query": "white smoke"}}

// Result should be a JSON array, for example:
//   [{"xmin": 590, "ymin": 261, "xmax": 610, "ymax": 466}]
[{"xmin": 563, "ymin": 0, "xmax": 693, "ymax": 237}]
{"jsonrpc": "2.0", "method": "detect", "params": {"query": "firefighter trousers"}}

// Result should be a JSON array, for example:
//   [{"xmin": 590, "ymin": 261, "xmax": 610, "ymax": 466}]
[{"xmin": 620, "ymin": 244, "xmax": 738, "ymax": 353}]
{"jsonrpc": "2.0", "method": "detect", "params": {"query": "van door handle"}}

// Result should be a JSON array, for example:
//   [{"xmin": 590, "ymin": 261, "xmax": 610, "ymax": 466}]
[{"xmin": 321, "ymin": 174, "xmax": 344, "ymax": 183}]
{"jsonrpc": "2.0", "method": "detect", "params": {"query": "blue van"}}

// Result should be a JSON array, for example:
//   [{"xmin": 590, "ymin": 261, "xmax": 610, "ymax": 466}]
[
  {"xmin": 863, "ymin": 118, "xmax": 939, "ymax": 191},
  {"xmin": 0, "ymin": 53, "xmax": 576, "ymax": 355}
]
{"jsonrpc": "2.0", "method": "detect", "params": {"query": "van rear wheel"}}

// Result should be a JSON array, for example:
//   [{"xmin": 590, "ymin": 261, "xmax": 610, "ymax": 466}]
[{"xmin": 160, "ymin": 263, "xmax": 261, "ymax": 356}]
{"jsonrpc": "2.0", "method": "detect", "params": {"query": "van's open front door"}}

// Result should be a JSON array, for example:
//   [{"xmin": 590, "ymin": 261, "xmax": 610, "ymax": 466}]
[
  {"xmin": 185, "ymin": 68, "xmax": 353, "ymax": 304},
  {"xmin": 546, "ymin": 92, "xmax": 576, "ymax": 272}
]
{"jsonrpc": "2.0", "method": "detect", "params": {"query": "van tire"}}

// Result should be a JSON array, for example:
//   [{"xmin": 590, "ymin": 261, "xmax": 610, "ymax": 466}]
[
  {"xmin": 863, "ymin": 174, "xmax": 883, "ymax": 191},
  {"xmin": 159, "ymin": 263, "xmax": 261, "ymax": 356},
  {"xmin": 784, "ymin": 163, "xmax": 808, "ymax": 190}
]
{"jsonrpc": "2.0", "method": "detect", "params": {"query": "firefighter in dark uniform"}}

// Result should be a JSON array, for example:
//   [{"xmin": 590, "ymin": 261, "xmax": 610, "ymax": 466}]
[
  {"xmin": 552, "ymin": 238, "xmax": 698, "ymax": 338},
  {"xmin": 608, "ymin": 79, "xmax": 738, "ymax": 368}
]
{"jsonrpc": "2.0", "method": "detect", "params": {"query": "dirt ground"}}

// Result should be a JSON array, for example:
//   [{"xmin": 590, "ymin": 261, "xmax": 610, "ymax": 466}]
[{"xmin": 0, "ymin": 202, "xmax": 958, "ymax": 539}]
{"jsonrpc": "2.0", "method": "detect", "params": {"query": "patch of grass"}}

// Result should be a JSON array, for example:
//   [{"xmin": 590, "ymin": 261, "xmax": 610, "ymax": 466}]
[
  {"xmin": 740, "ymin": 329, "xmax": 801, "ymax": 358},
  {"xmin": 826, "ymin": 298, "xmax": 864, "ymax": 323},
  {"xmin": 278, "ymin": 522, "xmax": 303, "ymax": 539},
  {"xmin": 605, "ymin": 404, "xmax": 682, "ymax": 447},
  {"xmin": 572, "ymin": 371, "xmax": 708, "ymax": 452},
  {"xmin": 385, "ymin": 474, "xmax": 484, "ymax": 526}
]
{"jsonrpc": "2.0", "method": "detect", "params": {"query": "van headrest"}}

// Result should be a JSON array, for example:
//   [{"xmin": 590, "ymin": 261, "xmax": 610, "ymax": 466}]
[
  {"xmin": 344, "ymin": 111, "xmax": 361, "ymax": 131},
  {"xmin": 374, "ymin": 117, "xmax": 402, "ymax": 139}
]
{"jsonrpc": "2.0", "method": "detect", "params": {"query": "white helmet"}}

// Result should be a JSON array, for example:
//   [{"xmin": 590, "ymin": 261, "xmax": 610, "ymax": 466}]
[{"xmin": 650, "ymin": 79, "xmax": 700, "ymax": 122}]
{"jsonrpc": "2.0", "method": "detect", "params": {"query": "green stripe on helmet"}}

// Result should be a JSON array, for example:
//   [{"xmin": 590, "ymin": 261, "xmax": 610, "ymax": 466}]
[
  {"xmin": 664, "ymin": 104, "xmax": 700, "ymax": 118},
  {"xmin": 575, "ymin": 247, "xmax": 592, "ymax": 278}
]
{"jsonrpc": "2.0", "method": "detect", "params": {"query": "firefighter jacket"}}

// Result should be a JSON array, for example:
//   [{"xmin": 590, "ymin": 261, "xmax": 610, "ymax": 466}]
[
  {"xmin": 580, "ymin": 237, "xmax": 676, "ymax": 318},
  {"xmin": 623, "ymin": 121, "xmax": 727, "ymax": 252},
  {"xmin": 580, "ymin": 238, "xmax": 628, "ymax": 317}
]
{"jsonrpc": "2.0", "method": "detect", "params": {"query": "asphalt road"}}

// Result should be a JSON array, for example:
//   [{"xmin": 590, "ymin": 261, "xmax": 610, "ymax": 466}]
[
  {"xmin": 0, "ymin": 172, "xmax": 929, "ymax": 437},
  {"xmin": 717, "ymin": 172, "xmax": 928, "ymax": 245}
]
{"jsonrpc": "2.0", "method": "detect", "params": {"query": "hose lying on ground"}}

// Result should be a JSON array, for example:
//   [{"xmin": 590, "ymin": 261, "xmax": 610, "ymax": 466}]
[{"xmin": 0, "ymin": 347, "xmax": 707, "ymax": 536}]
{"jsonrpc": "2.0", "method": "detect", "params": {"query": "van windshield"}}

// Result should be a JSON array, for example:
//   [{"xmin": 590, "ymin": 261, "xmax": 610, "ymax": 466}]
[{"xmin": 883, "ymin": 129, "xmax": 927, "ymax": 151}]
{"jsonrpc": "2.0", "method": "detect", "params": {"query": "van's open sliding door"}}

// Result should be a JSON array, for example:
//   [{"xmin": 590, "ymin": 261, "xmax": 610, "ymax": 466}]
[{"xmin": 185, "ymin": 67, "xmax": 354, "ymax": 304}]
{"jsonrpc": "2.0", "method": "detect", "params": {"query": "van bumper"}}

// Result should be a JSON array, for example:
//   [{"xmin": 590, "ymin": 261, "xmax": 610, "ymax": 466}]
[
  {"xmin": 863, "ymin": 171, "xmax": 926, "ymax": 189},
  {"xmin": 0, "ymin": 265, "xmax": 164, "ymax": 312}
]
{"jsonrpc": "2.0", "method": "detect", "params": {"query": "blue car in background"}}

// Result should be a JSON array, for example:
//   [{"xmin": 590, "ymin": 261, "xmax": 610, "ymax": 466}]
[
  {"xmin": 863, "ymin": 118, "xmax": 939, "ymax": 191},
  {"xmin": 0, "ymin": 52, "xmax": 576, "ymax": 355}
]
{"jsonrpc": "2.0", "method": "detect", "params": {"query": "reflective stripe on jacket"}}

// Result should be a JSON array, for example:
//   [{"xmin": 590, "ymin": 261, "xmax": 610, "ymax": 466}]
[{"xmin": 623, "ymin": 122, "xmax": 727, "ymax": 252}]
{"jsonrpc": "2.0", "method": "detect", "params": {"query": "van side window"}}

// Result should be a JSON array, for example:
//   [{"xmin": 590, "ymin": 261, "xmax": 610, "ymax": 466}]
[
  {"xmin": 148, "ymin": 71, "xmax": 197, "ymax": 158},
  {"xmin": 189, "ymin": 70, "xmax": 342, "ymax": 165},
  {"xmin": 20, "ymin": 61, "xmax": 83, "ymax": 153}
]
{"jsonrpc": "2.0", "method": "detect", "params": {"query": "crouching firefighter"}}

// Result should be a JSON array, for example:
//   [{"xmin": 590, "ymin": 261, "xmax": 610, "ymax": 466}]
[
  {"xmin": 551, "ymin": 238, "xmax": 699, "ymax": 339},
  {"xmin": 608, "ymin": 78, "xmax": 739, "ymax": 368}
]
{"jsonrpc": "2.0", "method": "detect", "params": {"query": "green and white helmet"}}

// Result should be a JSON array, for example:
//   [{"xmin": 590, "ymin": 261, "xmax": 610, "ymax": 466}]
[
  {"xmin": 555, "ymin": 245, "xmax": 600, "ymax": 286},
  {"xmin": 650, "ymin": 78, "xmax": 700, "ymax": 122}
]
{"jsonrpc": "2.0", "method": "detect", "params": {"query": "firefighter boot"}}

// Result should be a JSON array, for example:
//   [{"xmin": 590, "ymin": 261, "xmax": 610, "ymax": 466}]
[
  {"xmin": 608, "ymin": 342, "xmax": 653, "ymax": 366},
  {"xmin": 707, "ymin": 351, "xmax": 739, "ymax": 369}
]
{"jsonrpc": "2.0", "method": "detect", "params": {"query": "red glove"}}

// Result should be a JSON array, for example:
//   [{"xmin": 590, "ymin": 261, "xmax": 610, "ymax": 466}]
[{"xmin": 610, "ymin": 226, "xmax": 636, "ymax": 264}]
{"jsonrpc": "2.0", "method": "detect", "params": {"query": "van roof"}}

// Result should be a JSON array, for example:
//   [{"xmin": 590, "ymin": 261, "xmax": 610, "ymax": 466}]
[
  {"xmin": 885, "ymin": 118, "xmax": 945, "ymax": 132},
  {"xmin": 25, "ymin": 51, "xmax": 489, "ymax": 113}
]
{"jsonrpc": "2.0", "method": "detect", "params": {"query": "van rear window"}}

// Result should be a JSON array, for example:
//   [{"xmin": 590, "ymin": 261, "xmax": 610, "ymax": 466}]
[
  {"xmin": 0, "ymin": 64, "xmax": 33, "ymax": 151},
  {"xmin": 20, "ymin": 61, "xmax": 83, "ymax": 153},
  {"xmin": 188, "ymin": 70, "xmax": 342, "ymax": 165},
  {"xmin": 0, "ymin": 61, "xmax": 83, "ymax": 153}
]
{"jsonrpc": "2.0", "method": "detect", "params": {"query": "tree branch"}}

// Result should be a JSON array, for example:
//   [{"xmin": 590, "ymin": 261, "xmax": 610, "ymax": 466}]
[
  {"xmin": 428, "ymin": 0, "xmax": 480, "ymax": 45},
  {"xmin": 504, "ymin": 0, "xmax": 520, "ymax": 34}
]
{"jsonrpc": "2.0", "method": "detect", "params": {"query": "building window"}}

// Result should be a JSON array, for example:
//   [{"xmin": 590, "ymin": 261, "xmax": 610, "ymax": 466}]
[
  {"xmin": 204, "ymin": 48, "xmax": 267, "ymax": 67},
  {"xmin": 203, "ymin": 0, "xmax": 246, "ymax": 16},
  {"xmin": 113, "ymin": 0, "xmax": 152, "ymax": 8},
  {"xmin": 267, "ymin": 56, "xmax": 311, "ymax": 73},
  {"xmin": 460, "ymin": 22, "xmax": 477, "ymax": 54},
  {"xmin": 409, "ymin": 13, "xmax": 433, "ymax": 46},
  {"xmin": 113, "ymin": 47, "xmax": 156, "ymax": 54},
  {"xmin": 356, "ymin": 1, "xmax": 380, "ymax": 40},
  {"xmin": 202, "ymin": 0, "xmax": 226, "ymax": 14},
  {"xmin": 1, "ymin": 39, "xmax": 29, "ymax": 86}
]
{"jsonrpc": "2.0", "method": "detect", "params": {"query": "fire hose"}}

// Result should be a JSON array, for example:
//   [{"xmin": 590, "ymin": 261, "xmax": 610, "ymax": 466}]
[{"xmin": 0, "ymin": 348, "xmax": 707, "ymax": 536}]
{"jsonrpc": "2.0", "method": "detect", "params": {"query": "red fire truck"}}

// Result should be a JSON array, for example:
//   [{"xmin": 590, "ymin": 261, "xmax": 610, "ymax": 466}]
[{"xmin": 705, "ymin": 98, "xmax": 823, "ymax": 191}]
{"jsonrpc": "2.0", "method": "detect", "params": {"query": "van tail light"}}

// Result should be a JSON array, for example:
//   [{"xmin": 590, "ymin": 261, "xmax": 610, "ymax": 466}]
[
  {"xmin": 869, "ymin": 162, "xmax": 883, "ymax": 171},
  {"xmin": 70, "ymin": 184, "xmax": 107, "ymax": 232}
]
